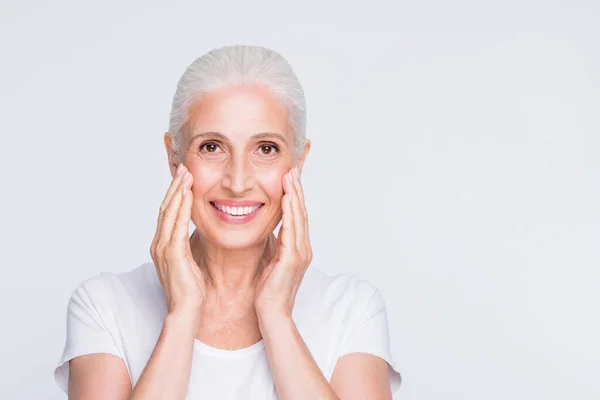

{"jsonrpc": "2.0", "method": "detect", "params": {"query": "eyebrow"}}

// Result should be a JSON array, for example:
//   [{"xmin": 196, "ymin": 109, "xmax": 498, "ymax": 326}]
[{"xmin": 189, "ymin": 131, "xmax": 288, "ymax": 145}]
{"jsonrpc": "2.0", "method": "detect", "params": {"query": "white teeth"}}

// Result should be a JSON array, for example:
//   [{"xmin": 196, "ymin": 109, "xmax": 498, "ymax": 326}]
[{"xmin": 214, "ymin": 203, "xmax": 260, "ymax": 216}]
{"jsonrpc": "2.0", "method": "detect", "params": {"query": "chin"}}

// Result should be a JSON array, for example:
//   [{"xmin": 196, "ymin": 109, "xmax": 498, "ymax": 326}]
[
  {"xmin": 216, "ymin": 234, "xmax": 264, "ymax": 250},
  {"xmin": 202, "ymin": 227, "xmax": 271, "ymax": 250}
]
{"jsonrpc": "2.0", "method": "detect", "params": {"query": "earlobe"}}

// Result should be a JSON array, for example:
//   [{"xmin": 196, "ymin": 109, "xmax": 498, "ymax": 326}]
[
  {"xmin": 298, "ymin": 139, "xmax": 311, "ymax": 176},
  {"xmin": 164, "ymin": 132, "xmax": 179, "ymax": 177},
  {"xmin": 302, "ymin": 140, "xmax": 311, "ymax": 162},
  {"xmin": 163, "ymin": 132, "xmax": 172, "ymax": 153}
]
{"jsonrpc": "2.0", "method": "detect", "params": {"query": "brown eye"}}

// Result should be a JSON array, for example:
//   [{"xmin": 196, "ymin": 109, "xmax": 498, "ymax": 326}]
[
  {"xmin": 259, "ymin": 143, "xmax": 279, "ymax": 155},
  {"xmin": 200, "ymin": 142, "xmax": 220, "ymax": 153}
]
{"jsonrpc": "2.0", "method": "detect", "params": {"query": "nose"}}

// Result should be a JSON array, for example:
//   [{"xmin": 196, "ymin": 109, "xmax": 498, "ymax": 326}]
[{"xmin": 221, "ymin": 155, "xmax": 254, "ymax": 195}]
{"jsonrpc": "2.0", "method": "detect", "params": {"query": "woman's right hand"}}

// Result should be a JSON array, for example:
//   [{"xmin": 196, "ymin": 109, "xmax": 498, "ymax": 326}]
[{"xmin": 150, "ymin": 163, "xmax": 206, "ymax": 324}]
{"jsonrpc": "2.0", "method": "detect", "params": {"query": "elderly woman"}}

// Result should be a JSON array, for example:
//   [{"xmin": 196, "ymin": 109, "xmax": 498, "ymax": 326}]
[{"xmin": 54, "ymin": 45, "xmax": 401, "ymax": 399}]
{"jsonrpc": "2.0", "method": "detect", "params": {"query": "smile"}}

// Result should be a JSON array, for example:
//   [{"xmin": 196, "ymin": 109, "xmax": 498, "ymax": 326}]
[
  {"xmin": 209, "ymin": 201, "xmax": 265, "ymax": 224},
  {"xmin": 211, "ymin": 202, "xmax": 262, "ymax": 216}
]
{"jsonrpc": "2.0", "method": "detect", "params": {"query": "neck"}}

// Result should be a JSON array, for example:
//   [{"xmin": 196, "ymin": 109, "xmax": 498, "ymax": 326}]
[{"xmin": 190, "ymin": 229, "xmax": 277, "ymax": 297}]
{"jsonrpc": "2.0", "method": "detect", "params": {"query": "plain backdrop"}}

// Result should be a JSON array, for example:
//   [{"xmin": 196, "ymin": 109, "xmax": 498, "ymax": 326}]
[{"xmin": 0, "ymin": 0, "xmax": 598, "ymax": 399}]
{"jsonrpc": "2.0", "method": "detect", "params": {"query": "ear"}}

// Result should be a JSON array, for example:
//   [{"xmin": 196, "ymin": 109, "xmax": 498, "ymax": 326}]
[
  {"xmin": 296, "ymin": 139, "xmax": 311, "ymax": 176},
  {"xmin": 164, "ymin": 132, "xmax": 180, "ymax": 178}
]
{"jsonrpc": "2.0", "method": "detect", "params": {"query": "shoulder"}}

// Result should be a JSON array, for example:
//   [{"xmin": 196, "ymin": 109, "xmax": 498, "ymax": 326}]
[
  {"xmin": 55, "ymin": 265, "xmax": 155, "ymax": 394},
  {"xmin": 294, "ymin": 264, "xmax": 399, "ymax": 385},
  {"xmin": 70, "ymin": 262, "xmax": 155, "ymax": 292},
  {"xmin": 295, "ymin": 264, "xmax": 383, "ymax": 324},
  {"xmin": 67, "ymin": 262, "xmax": 161, "ymax": 310},
  {"xmin": 101, "ymin": 262, "xmax": 160, "ymax": 293},
  {"xmin": 301, "ymin": 265, "xmax": 380, "ymax": 303}
]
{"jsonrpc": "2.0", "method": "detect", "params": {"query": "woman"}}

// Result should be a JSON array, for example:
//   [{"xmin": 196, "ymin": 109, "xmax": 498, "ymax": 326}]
[{"xmin": 54, "ymin": 45, "xmax": 401, "ymax": 399}]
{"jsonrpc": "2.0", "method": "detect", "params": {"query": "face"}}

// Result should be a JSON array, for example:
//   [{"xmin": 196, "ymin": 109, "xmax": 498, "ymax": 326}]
[{"xmin": 165, "ymin": 84, "xmax": 309, "ymax": 250}]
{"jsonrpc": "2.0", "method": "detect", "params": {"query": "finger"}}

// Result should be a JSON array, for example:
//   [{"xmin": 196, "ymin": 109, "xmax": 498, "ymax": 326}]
[
  {"xmin": 154, "ymin": 164, "xmax": 187, "ymax": 238},
  {"xmin": 279, "ymin": 172, "xmax": 296, "ymax": 255},
  {"xmin": 266, "ymin": 172, "xmax": 295, "ymax": 284},
  {"xmin": 293, "ymin": 168, "xmax": 308, "ymax": 220},
  {"xmin": 171, "ymin": 172, "xmax": 193, "ymax": 250},
  {"xmin": 158, "ymin": 171, "xmax": 191, "ymax": 249},
  {"xmin": 293, "ymin": 168, "xmax": 311, "ymax": 250},
  {"xmin": 289, "ymin": 169, "xmax": 305, "ymax": 251},
  {"xmin": 273, "ymin": 224, "xmax": 283, "ymax": 259}
]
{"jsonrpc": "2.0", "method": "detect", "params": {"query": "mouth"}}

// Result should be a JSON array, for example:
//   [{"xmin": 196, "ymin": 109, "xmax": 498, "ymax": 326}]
[
  {"xmin": 210, "ymin": 201, "xmax": 264, "ymax": 215},
  {"xmin": 209, "ymin": 201, "xmax": 265, "ymax": 224}
]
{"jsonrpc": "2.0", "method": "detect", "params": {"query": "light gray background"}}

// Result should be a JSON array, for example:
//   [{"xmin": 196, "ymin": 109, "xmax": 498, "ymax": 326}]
[{"xmin": 1, "ymin": 0, "xmax": 598, "ymax": 399}]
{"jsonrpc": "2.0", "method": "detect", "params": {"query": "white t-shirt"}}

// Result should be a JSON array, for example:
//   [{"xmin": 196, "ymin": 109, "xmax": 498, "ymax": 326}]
[{"xmin": 54, "ymin": 262, "xmax": 401, "ymax": 398}]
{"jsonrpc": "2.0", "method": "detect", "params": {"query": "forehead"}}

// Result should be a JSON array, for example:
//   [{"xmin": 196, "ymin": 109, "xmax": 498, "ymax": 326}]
[{"xmin": 186, "ymin": 84, "xmax": 290, "ymax": 142}]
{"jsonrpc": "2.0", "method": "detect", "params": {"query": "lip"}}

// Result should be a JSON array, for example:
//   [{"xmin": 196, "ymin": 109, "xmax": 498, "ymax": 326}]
[
  {"xmin": 211, "ymin": 199, "xmax": 265, "ymax": 207},
  {"xmin": 209, "ymin": 201, "xmax": 265, "ymax": 225}
]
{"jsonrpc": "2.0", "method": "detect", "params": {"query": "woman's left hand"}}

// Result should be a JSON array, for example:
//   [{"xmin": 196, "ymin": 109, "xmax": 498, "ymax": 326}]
[{"xmin": 255, "ymin": 166, "xmax": 313, "ymax": 320}]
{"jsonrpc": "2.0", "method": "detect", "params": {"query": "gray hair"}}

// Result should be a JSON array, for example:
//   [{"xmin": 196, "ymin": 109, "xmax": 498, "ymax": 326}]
[{"xmin": 168, "ymin": 45, "xmax": 307, "ymax": 162}]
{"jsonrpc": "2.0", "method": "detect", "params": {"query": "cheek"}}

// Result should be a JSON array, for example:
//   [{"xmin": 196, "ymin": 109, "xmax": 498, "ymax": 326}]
[
  {"xmin": 189, "ymin": 165, "xmax": 221, "ymax": 194},
  {"xmin": 256, "ymin": 168, "xmax": 285, "ymax": 200}
]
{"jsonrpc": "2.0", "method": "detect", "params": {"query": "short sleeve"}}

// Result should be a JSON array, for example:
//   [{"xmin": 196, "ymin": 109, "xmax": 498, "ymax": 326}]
[
  {"xmin": 53, "ymin": 275, "xmax": 125, "ymax": 394},
  {"xmin": 339, "ymin": 288, "xmax": 402, "ymax": 396}
]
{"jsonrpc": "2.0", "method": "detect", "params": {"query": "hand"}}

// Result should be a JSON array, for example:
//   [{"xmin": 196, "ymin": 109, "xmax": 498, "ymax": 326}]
[
  {"xmin": 150, "ymin": 163, "xmax": 206, "ymax": 324},
  {"xmin": 254, "ymin": 167, "xmax": 313, "ymax": 320}
]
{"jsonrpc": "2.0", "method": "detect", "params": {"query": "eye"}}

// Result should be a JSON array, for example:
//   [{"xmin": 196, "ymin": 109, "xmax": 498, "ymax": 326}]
[
  {"xmin": 199, "ymin": 141, "xmax": 221, "ymax": 153},
  {"xmin": 258, "ymin": 143, "xmax": 280, "ymax": 155}
]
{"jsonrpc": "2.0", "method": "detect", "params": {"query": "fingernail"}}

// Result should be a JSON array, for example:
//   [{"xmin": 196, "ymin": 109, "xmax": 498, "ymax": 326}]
[{"xmin": 176, "ymin": 163, "xmax": 184, "ymax": 176}]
